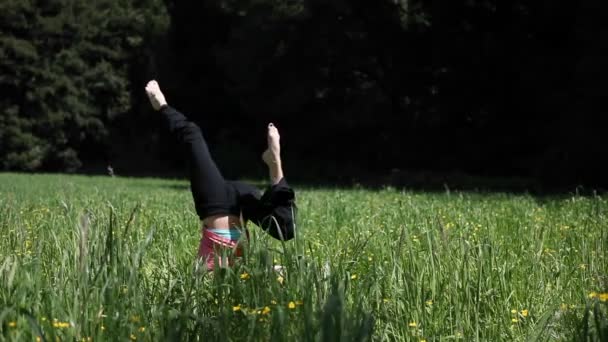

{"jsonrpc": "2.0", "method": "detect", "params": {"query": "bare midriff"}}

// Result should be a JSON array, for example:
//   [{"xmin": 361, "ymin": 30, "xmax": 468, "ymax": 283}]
[{"xmin": 202, "ymin": 214, "xmax": 242, "ymax": 229}]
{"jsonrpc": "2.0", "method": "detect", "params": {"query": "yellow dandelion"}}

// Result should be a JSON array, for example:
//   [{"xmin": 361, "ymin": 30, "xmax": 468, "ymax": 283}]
[
  {"xmin": 599, "ymin": 293, "xmax": 608, "ymax": 302},
  {"xmin": 138, "ymin": 326, "xmax": 146, "ymax": 332},
  {"xmin": 288, "ymin": 302, "xmax": 296, "ymax": 309},
  {"xmin": 233, "ymin": 305, "xmax": 241, "ymax": 312},
  {"xmin": 511, "ymin": 318, "xmax": 518, "ymax": 323},
  {"xmin": 425, "ymin": 300, "xmax": 433, "ymax": 306},
  {"xmin": 8, "ymin": 321, "xmax": 17, "ymax": 328},
  {"xmin": 277, "ymin": 276, "xmax": 284, "ymax": 285},
  {"xmin": 510, "ymin": 309, "xmax": 517, "ymax": 314},
  {"xmin": 261, "ymin": 306, "xmax": 271, "ymax": 315},
  {"xmin": 240, "ymin": 272, "xmax": 250, "ymax": 280},
  {"xmin": 408, "ymin": 322, "xmax": 417, "ymax": 328},
  {"xmin": 351, "ymin": 274, "xmax": 358, "ymax": 280},
  {"xmin": 521, "ymin": 309, "xmax": 529, "ymax": 317},
  {"xmin": 420, "ymin": 339, "xmax": 427, "ymax": 342},
  {"xmin": 589, "ymin": 292, "xmax": 598, "ymax": 299},
  {"xmin": 130, "ymin": 333, "xmax": 137, "ymax": 340},
  {"xmin": 36, "ymin": 337, "xmax": 42, "ymax": 342},
  {"xmin": 53, "ymin": 321, "xmax": 70, "ymax": 328}
]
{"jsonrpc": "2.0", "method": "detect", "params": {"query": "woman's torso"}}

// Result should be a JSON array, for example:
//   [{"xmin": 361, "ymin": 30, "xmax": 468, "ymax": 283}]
[{"xmin": 203, "ymin": 214, "xmax": 242, "ymax": 229}]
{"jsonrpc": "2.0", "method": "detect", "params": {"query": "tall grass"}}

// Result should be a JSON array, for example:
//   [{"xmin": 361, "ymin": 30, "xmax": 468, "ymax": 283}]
[{"xmin": 0, "ymin": 173, "xmax": 606, "ymax": 341}]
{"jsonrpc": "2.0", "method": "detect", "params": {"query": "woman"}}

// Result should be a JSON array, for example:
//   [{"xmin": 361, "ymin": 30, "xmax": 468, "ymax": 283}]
[{"xmin": 145, "ymin": 80, "xmax": 297, "ymax": 270}]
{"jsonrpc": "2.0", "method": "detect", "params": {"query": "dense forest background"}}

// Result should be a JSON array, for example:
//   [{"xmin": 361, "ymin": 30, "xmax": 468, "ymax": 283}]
[{"xmin": 1, "ymin": 0, "xmax": 607, "ymax": 190}]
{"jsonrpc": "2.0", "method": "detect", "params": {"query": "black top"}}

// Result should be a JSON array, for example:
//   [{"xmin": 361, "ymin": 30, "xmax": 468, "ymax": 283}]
[{"xmin": 228, "ymin": 178, "xmax": 297, "ymax": 241}]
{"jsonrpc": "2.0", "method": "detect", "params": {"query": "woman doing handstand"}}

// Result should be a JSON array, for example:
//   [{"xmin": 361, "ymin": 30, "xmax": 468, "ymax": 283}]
[{"xmin": 145, "ymin": 80, "xmax": 297, "ymax": 271}]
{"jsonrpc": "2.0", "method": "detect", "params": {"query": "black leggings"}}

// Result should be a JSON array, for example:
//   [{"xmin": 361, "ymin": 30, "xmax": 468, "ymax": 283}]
[{"xmin": 160, "ymin": 106, "xmax": 239, "ymax": 219}]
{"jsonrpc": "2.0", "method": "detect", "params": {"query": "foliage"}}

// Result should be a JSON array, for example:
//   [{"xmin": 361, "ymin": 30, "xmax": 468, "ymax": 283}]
[
  {"xmin": 159, "ymin": 0, "xmax": 604, "ymax": 187},
  {"xmin": 0, "ymin": 0, "xmax": 167, "ymax": 171},
  {"xmin": 1, "ymin": 0, "xmax": 606, "ymax": 188},
  {"xmin": 0, "ymin": 173, "xmax": 606, "ymax": 340}
]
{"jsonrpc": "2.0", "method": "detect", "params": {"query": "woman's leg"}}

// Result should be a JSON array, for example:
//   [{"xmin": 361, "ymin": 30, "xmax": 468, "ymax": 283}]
[
  {"xmin": 161, "ymin": 106, "xmax": 232, "ymax": 218},
  {"xmin": 145, "ymin": 80, "xmax": 229, "ymax": 220},
  {"xmin": 262, "ymin": 123, "xmax": 284, "ymax": 185},
  {"xmin": 146, "ymin": 80, "xmax": 245, "ymax": 270}
]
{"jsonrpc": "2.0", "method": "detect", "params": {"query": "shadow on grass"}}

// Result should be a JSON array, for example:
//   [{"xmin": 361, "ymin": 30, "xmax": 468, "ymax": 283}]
[{"xmin": 68, "ymin": 168, "xmax": 607, "ymax": 201}]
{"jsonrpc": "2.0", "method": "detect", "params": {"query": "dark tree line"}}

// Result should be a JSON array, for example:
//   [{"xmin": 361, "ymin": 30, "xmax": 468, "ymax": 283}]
[
  {"xmin": 0, "ymin": 0, "xmax": 167, "ymax": 171},
  {"xmin": 1, "ymin": 0, "xmax": 607, "ymax": 189}
]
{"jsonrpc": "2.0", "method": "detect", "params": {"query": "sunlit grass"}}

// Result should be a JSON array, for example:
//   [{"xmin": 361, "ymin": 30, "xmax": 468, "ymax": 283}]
[{"xmin": 0, "ymin": 173, "xmax": 606, "ymax": 341}]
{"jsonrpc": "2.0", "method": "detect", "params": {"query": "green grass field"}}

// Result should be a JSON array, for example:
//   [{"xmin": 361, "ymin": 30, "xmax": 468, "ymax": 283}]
[{"xmin": 0, "ymin": 173, "xmax": 606, "ymax": 341}]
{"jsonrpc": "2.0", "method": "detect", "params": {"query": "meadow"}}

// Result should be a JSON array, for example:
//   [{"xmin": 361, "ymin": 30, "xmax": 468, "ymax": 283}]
[{"xmin": 0, "ymin": 173, "xmax": 606, "ymax": 341}]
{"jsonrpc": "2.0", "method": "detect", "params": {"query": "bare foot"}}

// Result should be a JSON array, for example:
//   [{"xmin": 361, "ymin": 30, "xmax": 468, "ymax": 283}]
[
  {"xmin": 262, "ymin": 123, "xmax": 281, "ymax": 166},
  {"xmin": 145, "ymin": 80, "xmax": 167, "ymax": 111}
]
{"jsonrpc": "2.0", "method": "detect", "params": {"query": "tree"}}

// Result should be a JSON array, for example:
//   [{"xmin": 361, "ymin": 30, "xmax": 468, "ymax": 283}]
[{"xmin": 0, "ymin": 0, "xmax": 168, "ymax": 171}]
